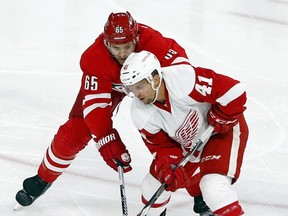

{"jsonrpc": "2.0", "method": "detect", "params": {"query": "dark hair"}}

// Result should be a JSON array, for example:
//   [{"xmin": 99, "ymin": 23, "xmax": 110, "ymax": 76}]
[{"xmin": 151, "ymin": 69, "xmax": 160, "ymax": 77}]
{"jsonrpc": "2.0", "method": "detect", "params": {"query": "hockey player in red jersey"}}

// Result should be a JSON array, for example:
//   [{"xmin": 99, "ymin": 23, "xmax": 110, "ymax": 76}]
[
  {"xmin": 15, "ymin": 11, "xmax": 212, "ymax": 215},
  {"xmin": 120, "ymin": 50, "xmax": 249, "ymax": 216}
]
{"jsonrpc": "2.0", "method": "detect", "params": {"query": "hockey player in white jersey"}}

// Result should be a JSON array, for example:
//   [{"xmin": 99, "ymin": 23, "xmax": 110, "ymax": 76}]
[{"xmin": 120, "ymin": 50, "xmax": 248, "ymax": 216}]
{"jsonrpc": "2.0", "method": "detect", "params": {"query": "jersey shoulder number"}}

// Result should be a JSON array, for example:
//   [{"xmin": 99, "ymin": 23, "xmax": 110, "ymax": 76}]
[{"xmin": 195, "ymin": 76, "xmax": 213, "ymax": 96}]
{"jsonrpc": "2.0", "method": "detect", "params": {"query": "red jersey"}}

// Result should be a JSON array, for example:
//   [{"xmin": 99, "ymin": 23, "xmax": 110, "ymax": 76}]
[{"xmin": 80, "ymin": 24, "xmax": 188, "ymax": 138}]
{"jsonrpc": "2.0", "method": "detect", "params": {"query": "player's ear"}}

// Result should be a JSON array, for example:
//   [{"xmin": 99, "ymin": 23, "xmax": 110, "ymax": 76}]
[{"xmin": 153, "ymin": 74, "xmax": 161, "ymax": 87}]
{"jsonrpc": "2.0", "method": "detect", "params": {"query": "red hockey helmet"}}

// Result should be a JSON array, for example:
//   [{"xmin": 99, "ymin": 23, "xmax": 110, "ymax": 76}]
[{"xmin": 104, "ymin": 11, "xmax": 139, "ymax": 45}]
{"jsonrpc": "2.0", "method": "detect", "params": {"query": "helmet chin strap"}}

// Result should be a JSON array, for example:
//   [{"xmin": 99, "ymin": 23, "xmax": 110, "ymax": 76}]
[{"xmin": 149, "ymin": 78, "xmax": 162, "ymax": 104}]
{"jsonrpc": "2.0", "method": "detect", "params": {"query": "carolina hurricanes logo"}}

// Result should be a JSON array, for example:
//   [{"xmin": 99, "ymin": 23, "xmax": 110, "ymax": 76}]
[
  {"xmin": 112, "ymin": 83, "xmax": 124, "ymax": 93},
  {"xmin": 173, "ymin": 110, "xmax": 199, "ymax": 148}
]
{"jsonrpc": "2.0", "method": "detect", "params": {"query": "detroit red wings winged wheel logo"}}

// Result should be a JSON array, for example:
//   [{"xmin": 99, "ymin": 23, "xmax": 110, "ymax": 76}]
[{"xmin": 173, "ymin": 110, "xmax": 199, "ymax": 149}]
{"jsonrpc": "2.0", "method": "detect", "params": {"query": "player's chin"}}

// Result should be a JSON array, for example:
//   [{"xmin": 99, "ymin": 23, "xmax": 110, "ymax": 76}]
[
  {"xmin": 138, "ymin": 97, "xmax": 146, "ymax": 104},
  {"xmin": 117, "ymin": 59, "xmax": 126, "ymax": 65},
  {"xmin": 144, "ymin": 99, "xmax": 152, "ymax": 105}
]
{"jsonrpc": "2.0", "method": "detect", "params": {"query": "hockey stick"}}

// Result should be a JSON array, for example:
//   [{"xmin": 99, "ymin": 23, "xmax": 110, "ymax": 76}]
[
  {"xmin": 137, "ymin": 125, "xmax": 214, "ymax": 216},
  {"xmin": 14, "ymin": 203, "xmax": 23, "ymax": 211},
  {"xmin": 117, "ymin": 160, "xmax": 129, "ymax": 216}
]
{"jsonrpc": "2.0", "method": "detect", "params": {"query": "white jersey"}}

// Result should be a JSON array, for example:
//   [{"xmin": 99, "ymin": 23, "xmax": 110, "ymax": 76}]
[
  {"xmin": 131, "ymin": 64, "xmax": 210, "ymax": 155},
  {"xmin": 130, "ymin": 60, "xmax": 246, "ymax": 159}
]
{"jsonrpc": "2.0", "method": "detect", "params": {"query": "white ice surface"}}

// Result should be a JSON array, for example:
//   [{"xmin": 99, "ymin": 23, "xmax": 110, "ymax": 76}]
[{"xmin": 1, "ymin": 0, "xmax": 288, "ymax": 215}]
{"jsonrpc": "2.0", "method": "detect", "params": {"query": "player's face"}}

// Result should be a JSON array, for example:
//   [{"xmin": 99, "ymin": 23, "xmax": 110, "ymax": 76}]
[
  {"xmin": 109, "ymin": 41, "xmax": 136, "ymax": 65},
  {"xmin": 127, "ymin": 79, "xmax": 156, "ymax": 104}
]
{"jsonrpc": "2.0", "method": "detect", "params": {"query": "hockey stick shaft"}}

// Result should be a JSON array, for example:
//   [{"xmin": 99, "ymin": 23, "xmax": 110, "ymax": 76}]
[
  {"xmin": 137, "ymin": 125, "xmax": 214, "ymax": 216},
  {"xmin": 117, "ymin": 161, "xmax": 128, "ymax": 216}
]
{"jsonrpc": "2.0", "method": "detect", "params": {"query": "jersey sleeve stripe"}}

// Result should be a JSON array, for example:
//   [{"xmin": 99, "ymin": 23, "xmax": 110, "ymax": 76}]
[
  {"xmin": 216, "ymin": 83, "xmax": 245, "ymax": 106},
  {"xmin": 171, "ymin": 57, "xmax": 191, "ymax": 65},
  {"xmin": 83, "ymin": 102, "xmax": 112, "ymax": 118},
  {"xmin": 83, "ymin": 93, "xmax": 111, "ymax": 103}
]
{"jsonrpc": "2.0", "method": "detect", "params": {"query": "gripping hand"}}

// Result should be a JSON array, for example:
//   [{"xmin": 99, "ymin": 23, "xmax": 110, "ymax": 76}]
[
  {"xmin": 155, "ymin": 148, "xmax": 190, "ymax": 192},
  {"xmin": 95, "ymin": 129, "xmax": 132, "ymax": 173},
  {"xmin": 207, "ymin": 105, "xmax": 238, "ymax": 134}
]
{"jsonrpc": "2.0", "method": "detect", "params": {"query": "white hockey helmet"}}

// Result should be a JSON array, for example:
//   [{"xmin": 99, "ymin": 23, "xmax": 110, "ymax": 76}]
[{"xmin": 120, "ymin": 50, "xmax": 162, "ymax": 86}]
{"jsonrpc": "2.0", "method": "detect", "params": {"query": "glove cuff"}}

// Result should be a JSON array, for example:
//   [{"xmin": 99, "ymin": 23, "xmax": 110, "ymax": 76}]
[
  {"xmin": 211, "ymin": 105, "xmax": 240, "ymax": 121},
  {"xmin": 156, "ymin": 147, "xmax": 183, "ymax": 163}
]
